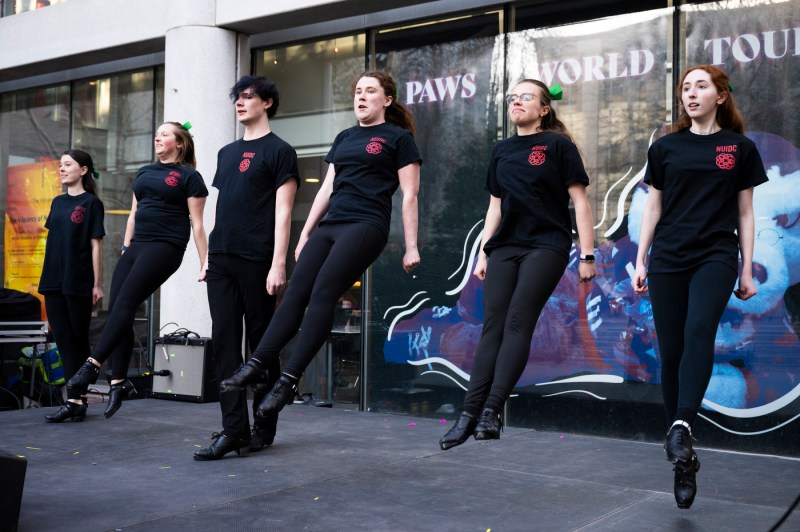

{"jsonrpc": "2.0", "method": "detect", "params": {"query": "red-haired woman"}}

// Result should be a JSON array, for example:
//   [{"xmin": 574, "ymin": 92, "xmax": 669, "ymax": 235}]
[
  {"xmin": 633, "ymin": 65, "xmax": 767, "ymax": 509},
  {"xmin": 67, "ymin": 122, "xmax": 208, "ymax": 419}
]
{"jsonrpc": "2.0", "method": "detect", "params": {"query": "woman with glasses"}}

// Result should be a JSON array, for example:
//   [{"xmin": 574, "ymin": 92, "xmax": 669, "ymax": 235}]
[
  {"xmin": 632, "ymin": 65, "xmax": 767, "ymax": 509},
  {"xmin": 439, "ymin": 79, "xmax": 595, "ymax": 450}
]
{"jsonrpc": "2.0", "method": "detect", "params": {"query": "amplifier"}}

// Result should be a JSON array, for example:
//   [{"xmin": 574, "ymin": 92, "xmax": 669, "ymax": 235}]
[{"xmin": 150, "ymin": 336, "xmax": 218, "ymax": 403}]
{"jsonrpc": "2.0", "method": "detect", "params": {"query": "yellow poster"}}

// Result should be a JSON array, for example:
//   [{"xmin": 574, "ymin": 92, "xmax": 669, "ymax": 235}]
[{"xmin": 4, "ymin": 160, "xmax": 61, "ymax": 318}]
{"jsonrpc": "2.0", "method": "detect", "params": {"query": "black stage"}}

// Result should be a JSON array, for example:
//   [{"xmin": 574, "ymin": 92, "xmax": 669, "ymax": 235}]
[{"xmin": 2, "ymin": 398, "xmax": 798, "ymax": 531}]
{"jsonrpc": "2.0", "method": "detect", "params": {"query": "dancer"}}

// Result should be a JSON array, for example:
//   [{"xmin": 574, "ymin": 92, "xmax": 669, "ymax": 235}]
[
  {"xmin": 42, "ymin": 149, "xmax": 104, "ymax": 422},
  {"xmin": 439, "ymin": 79, "xmax": 595, "ymax": 450},
  {"xmin": 219, "ymin": 71, "xmax": 421, "ymax": 422},
  {"xmin": 67, "ymin": 122, "xmax": 208, "ymax": 419},
  {"xmin": 632, "ymin": 65, "xmax": 767, "ymax": 509},
  {"xmin": 194, "ymin": 76, "xmax": 299, "ymax": 461}
]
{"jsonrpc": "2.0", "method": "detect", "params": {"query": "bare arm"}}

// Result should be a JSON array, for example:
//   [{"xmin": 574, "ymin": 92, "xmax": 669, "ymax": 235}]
[
  {"xmin": 568, "ymin": 183, "xmax": 596, "ymax": 283},
  {"xmin": 123, "ymin": 195, "xmax": 137, "ymax": 250},
  {"xmin": 90, "ymin": 237, "xmax": 103, "ymax": 304},
  {"xmin": 267, "ymin": 179, "xmax": 298, "ymax": 295},
  {"xmin": 187, "ymin": 196, "xmax": 208, "ymax": 280},
  {"xmin": 296, "ymin": 163, "xmax": 335, "ymax": 260},
  {"xmin": 398, "ymin": 162, "xmax": 421, "ymax": 273},
  {"xmin": 633, "ymin": 186, "xmax": 662, "ymax": 294},
  {"xmin": 735, "ymin": 187, "xmax": 757, "ymax": 300},
  {"xmin": 473, "ymin": 195, "xmax": 501, "ymax": 281}
]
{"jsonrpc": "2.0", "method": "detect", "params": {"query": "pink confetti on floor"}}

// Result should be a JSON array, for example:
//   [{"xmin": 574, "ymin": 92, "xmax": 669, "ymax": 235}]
[
  {"xmin": 439, "ymin": 419, "xmax": 447, "ymax": 423},
  {"xmin": 407, "ymin": 422, "xmax": 416, "ymax": 427}
]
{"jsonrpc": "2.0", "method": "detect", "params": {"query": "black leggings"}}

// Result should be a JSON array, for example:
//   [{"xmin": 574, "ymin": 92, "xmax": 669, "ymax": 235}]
[
  {"xmin": 461, "ymin": 246, "xmax": 568, "ymax": 416},
  {"xmin": 251, "ymin": 222, "xmax": 387, "ymax": 378},
  {"xmin": 45, "ymin": 293, "xmax": 93, "ymax": 400},
  {"xmin": 648, "ymin": 261, "xmax": 737, "ymax": 428},
  {"xmin": 94, "ymin": 241, "xmax": 184, "ymax": 380}
]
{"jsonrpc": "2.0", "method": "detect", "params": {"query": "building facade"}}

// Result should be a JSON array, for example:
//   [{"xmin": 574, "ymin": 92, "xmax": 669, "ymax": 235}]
[{"xmin": 1, "ymin": 0, "xmax": 798, "ymax": 455}]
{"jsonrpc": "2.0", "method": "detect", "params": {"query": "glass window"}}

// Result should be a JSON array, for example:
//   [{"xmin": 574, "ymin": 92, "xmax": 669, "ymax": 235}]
[
  {"xmin": 368, "ymin": 12, "xmax": 503, "ymax": 416},
  {"xmin": 72, "ymin": 69, "xmax": 158, "ymax": 361},
  {"xmin": 2, "ymin": 0, "xmax": 69, "ymax": 17},
  {"xmin": 0, "ymin": 85, "xmax": 70, "ymax": 311},
  {"xmin": 254, "ymin": 35, "xmax": 367, "ymax": 406}
]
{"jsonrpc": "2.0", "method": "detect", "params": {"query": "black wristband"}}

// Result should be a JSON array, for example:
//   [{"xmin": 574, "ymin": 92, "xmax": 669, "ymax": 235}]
[{"xmin": 580, "ymin": 254, "xmax": 595, "ymax": 261}]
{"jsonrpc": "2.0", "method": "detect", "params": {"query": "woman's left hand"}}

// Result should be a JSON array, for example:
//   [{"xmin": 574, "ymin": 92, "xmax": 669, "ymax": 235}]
[
  {"xmin": 403, "ymin": 248, "xmax": 420, "ymax": 274},
  {"xmin": 734, "ymin": 273, "xmax": 757, "ymax": 300},
  {"xmin": 92, "ymin": 287, "xmax": 103, "ymax": 305},
  {"xmin": 578, "ymin": 261, "xmax": 596, "ymax": 283}
]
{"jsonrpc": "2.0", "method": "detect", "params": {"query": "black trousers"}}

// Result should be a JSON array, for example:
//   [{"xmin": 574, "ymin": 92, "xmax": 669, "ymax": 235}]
[
  {"xmin": 44, "ymin": 293, "xmax": 93, "ymax": 400},
  {"xmin": 94, "ymin": 241, "xmax": 184, "ymax": 380},
  {"xmin": 251, "ymin": 222, "xmax": 386, "ymax": 378},
  {"xmin": 648, "ymin": 261, "xmax": 737, "ymax": 428},
  {"xmin": 207, "ymin": 254, "xmax": 277, "ymax": 439},
  {"xmin": 461, "ymin": 246, "xmax": 567, "ymax": 416}
]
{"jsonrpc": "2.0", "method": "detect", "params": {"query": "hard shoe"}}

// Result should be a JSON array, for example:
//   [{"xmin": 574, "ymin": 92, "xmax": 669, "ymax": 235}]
[
  {"xmin": 255, "ymin": 376, "xmax": 298, "ymax": 418},
  {"xmin": 473, "ymin": 407, "xmax": 503, "ymax": 440},
  {"xmin": 439, "ymin": 412, "xmax": 478, "ymax": 450},
  {"xmin": 250, "ymin": 418, "xmax": 277, "ymax": 452},
  {"xmin": 45, "ymin": 399, "xmax": 88, "ymax": 423},
  {"xmin": 673, "ymin": 452, "xmax": 701, "ymax": 509},
  {"xmin": 67, "ymin": 360, "xmax": 100, "ymax": 395},
  {"xmin": 665, "ymin": 424, "xmax": 693, "ymax": 463},
  {"xmin": 104, "ymin": 380, "xmax": 136, "ymax": 419},
  {"xmin": 219, "ymin": 359, "xmax": 266, "ymax": 392},
  {"xmin": 193, "ymin": 432, "xmax": 251, "ymax": 461}
]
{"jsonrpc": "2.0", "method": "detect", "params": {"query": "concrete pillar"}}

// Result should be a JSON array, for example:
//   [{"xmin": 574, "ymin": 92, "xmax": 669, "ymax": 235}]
[{"xmin": 159, "ymin": 25, "xmax": 250, "ymax": 336}]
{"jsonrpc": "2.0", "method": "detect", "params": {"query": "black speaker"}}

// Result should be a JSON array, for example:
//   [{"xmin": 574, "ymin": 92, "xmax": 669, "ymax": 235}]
[
  {"xmin": 0, "ymin": 449, "xmax": 27, "ymax": 532},
  {"xmin": 150, "ymin": 337, "xmax": 218, "ymax": 403}
]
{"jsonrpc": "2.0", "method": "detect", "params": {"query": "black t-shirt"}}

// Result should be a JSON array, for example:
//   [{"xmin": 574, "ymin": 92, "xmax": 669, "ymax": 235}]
[
  {"xmin": 132, "ymin": 162, "xmax": 208, "ymax": 250},
  {"xmin": 209, "ymin": 133, "xmax": 300, "ymax": 261},
  {"xmin": 483, "ymin": 131, "xmax": 590, "ymax": 258},
  {"xmin": 323, "ymin": 122, "xmax": 422, "ymax": 238},
  {"xmin": 39, "ymin": 192, "xmax": 105, "ymax": 296},
  {"xmin": 644, "ymin": 128, "xmax": 768, "ymax": 274}
]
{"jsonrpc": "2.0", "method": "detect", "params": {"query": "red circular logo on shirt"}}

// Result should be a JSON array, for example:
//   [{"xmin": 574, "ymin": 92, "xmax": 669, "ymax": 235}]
[
  {"xmin": 528, "ymin": 150, "xmax": 546, "ymax": 166},
  {"xmin": 165, "ymin": 176, "xmax": 179, "ymax": 186},
  {"xmin": 239, "ymin": 159, "xmax": 251, "ymax": 172},
  {"xmin": 70, "ymin": 206, "xmax": 86, "ymax": 224},
  {"xmin": 366, "ymin": 142, "xmax": 382, "ymax": 155},
  {"xmin": 716, "ymin": 153, "xmax": 736, "ymax": 170}
]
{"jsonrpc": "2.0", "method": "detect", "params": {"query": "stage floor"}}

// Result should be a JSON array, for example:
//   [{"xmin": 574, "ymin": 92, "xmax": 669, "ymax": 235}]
[{"xmin": 1, "ymin": 398, "xmax": 798, "ymax": 531}]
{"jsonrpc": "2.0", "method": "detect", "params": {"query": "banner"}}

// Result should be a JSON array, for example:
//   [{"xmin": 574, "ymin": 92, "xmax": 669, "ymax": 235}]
[
  {"xmin": 375, "ymin": 11, "xmax": 672, "ymax": 412},
  {"xmin": 4, "ymin": 160, "xmax": 61, "ymax": 318}
]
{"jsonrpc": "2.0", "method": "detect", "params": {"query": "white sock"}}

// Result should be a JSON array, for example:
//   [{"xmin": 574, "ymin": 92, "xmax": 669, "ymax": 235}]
[{"xmin": 671, "ymin": 419, "xmax": 691, "ymax": 434}]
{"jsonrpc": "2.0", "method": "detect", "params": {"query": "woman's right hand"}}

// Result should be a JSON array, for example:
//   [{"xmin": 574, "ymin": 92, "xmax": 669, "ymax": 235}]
[
  {"xmin": 473, "ymin": 253, "xmax": 488, "ymax": 281},
  {"xmin": 632, "ymin": 263, "xmax": 648, "ymax": 294},
  {"xmin": 295, "ymin": 232, "xmax": 310, "ymax": 261}
]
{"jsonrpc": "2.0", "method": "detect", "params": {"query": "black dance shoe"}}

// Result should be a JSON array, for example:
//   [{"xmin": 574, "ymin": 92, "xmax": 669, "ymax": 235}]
[
  {"xmin": 665, "ymin": 424, "xmax": 693, "ymax": 463},
  {"xmin": 673, "ymin": 452, "xmax": 701, "ymax": 509},
  {"xmin": 250, "ymin": 418, "xmax": 277, "ymax": 452},
  {"xmin": 473, "ymin": 407, "xmax": 503, "ymax": 440},
  {"xmin": 439, "ymin": 412, "xmax": 478, "ymax": 450},
  {"xmin": 193, "ymin": 432, "xmax": 251, "ymax": 461},
  {"xmin": 219, "ymin": 359, "xmax": 267, "ymax": 392},
  {"xmin": 45, "ymin": 399, "xmax": 88, "ymax": 423},
  {"xmin": 104, "ymin": 380, "xmax": 136, "ymax": 419},
  {"xmin": 255, "ymin": 376, "xmax": 298, "ymax": 418},
  {"xmin": 67, "ymin": 360, "xmax": 100, "ymax": 395}
]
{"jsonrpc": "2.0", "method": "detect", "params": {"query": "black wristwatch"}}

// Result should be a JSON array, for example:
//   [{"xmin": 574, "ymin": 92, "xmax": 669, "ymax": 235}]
[{"xmin": 580, "ymin": 254, "xmax": 595, "ymax": 262}]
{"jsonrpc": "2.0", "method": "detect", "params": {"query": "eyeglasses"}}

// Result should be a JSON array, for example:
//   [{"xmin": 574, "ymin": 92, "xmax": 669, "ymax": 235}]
[{"xmin": 505, "ymin": 93, "xmax": 535, "ymax": 104}]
